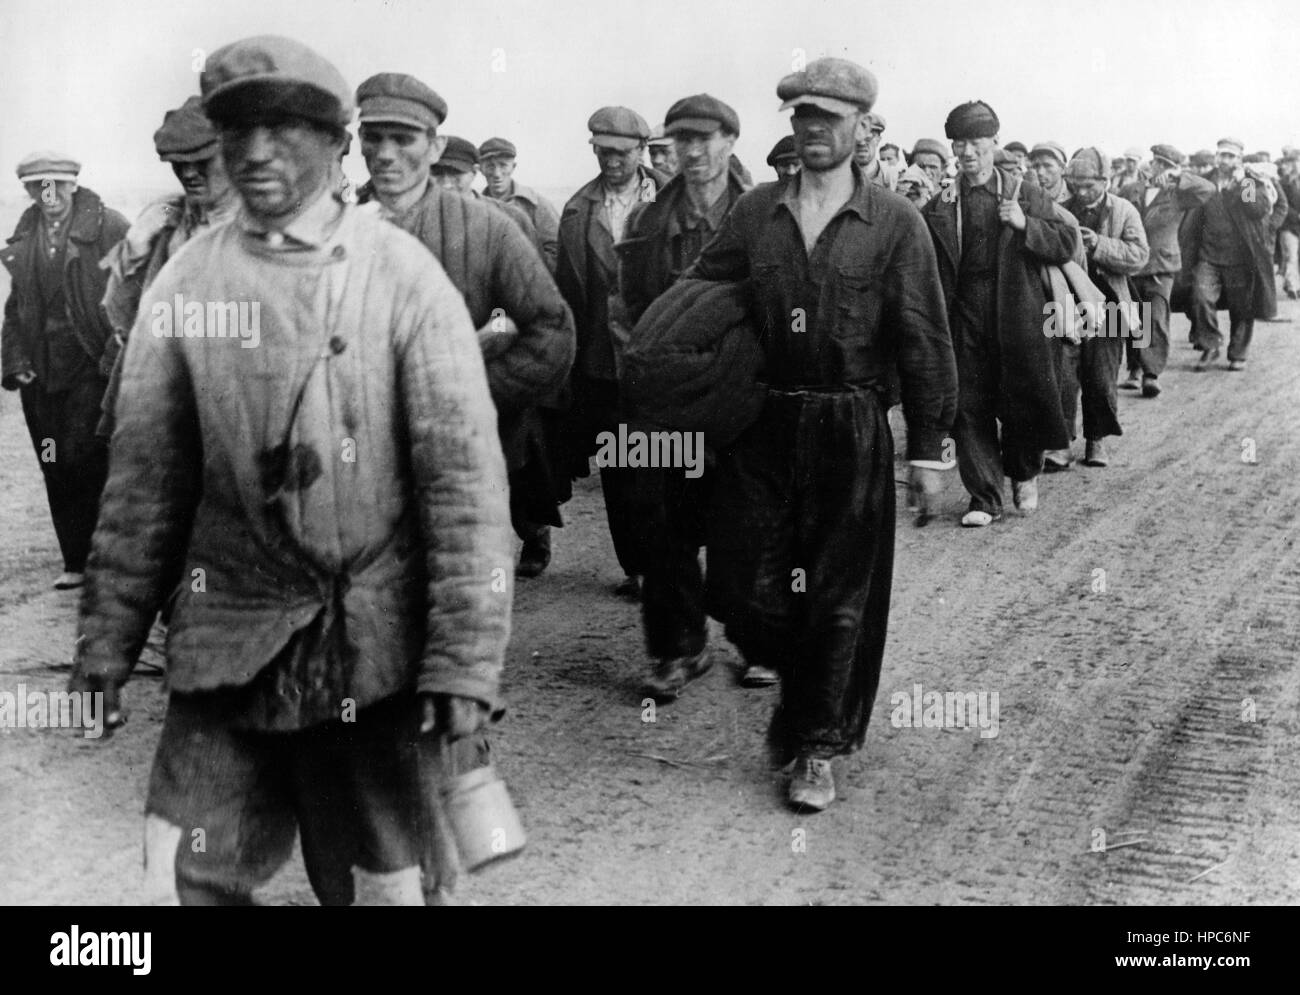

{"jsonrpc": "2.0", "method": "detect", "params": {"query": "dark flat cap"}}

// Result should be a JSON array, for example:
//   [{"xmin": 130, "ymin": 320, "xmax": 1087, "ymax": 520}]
[
  {"xmin": 1189, "ymin": 148, "xmax": 1216, "ymax": 168},
  {"xmin": 1004, "ymin": 141, "xmax": 1028, "ymax": 156},
  {"xmin": 434, "ymin": 135, "xmax": 479, "ymax": 173},
  {"xmin": 1029, "ymin": 141, "xmax": 1067, "ymax": 166},
  {"xmin": 944, "ymin": 101, "xmax": 999, "ymax": 140},
  {"xmin": 766, "ymin": 135, "xmax": 798, "ymax": 165},
  {"xmin": 588, "ymin": 106, "xmax": 650, "ymax": 150},
  {"xmin": 1150, "ymin": 143, "xmax": 1184, "ymax": 166},
  {"xmin": 664, "ymin": 93, "xmax": 740, "ymax": 137},
  {"xmin": 910, "ymin": 138, "xmax": 948, "ymax": 162},
  {"xmin": 201, "ymin": 35, "xmax": 353, "ymax": 129},
  {"xmin": 777, "ymin": 58, "xmax": 877, "ymax": 115},
  {"xmin": 16, "ymin": 150, "xmax": 80, "ymax": 182},
  {"xmin": 357, "ymin": 73, "xmax": 447, "ymax": 131},
  {"xmin": 1065, "ymin": 146, "xmax": 1109, "ymax": 180},
  {"xmin": 647, "ymin": 126, "xmax": 673, "ymax": 149},
  {"xmin": 478, "ymin": 137, "xmax": 516, "ymax": 160},
  {"xmin": 154, "ymin": 96, "xmax": 218, "ymax": 162}
]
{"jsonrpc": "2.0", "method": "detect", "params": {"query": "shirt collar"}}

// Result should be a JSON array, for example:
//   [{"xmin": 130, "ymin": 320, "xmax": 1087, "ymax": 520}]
[
  {"xmin": 238, "ymin": 188, "xmax": 344, "ymax": 249},
  {"xmin": 776, "ymin": 164, "xmax": 874, "ymax": 224}
]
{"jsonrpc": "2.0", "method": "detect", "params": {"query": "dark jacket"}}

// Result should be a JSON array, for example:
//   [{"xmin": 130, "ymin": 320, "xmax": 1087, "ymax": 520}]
[
  {"xmin": 1, "ymin": 187, "xmax": 128, "ymax": 389},
  {"xmin": 615, "ymin": 167, "xmax": 749, "ymax": 326},
  {"xmin": 1179, "ymin": 174, "xmax": 1284, "ymax": 320},
  {"xmin": 556, "ymin": 165, "xmax": 669, "ymax": 382},
  {"xmin": 364, "ymin": 183, "xmax": 576, "ymax": 468},
  {"xmin": 1119, "ymin": 172, "xmax": 1216, "ymax": 276},
  {"xmin": 684, "ymin": 170, "xmax": 957, "ymax": 462},
  {"xmin": 921, "ymin": 167, "xmax": 1077, "ymax": 452},
  {"xmin": 486, "ymin": 181, "xmax": 560, "ymax": 274},
  {"xmin": 1280, "ymin": 173, "xmax": 1300, "ymax": 237}
]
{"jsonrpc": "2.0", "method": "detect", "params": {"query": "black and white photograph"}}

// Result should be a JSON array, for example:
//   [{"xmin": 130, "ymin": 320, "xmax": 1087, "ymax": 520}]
[{"xmin": 0, "ymin": 0, "xmax": 1296, "ymax": 929}]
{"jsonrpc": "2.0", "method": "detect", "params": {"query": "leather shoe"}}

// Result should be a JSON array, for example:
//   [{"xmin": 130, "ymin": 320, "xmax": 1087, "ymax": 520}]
[
  {"xmin": 741, "ymin": 663, "xmax": 780, "ymax": 687},
  {"xmin": 613, "ymin": 574, "xmax": 643, "ymax": 600},
  {"xmin": 1083, "ymin": 439, "xmax": 1108, "ymax": 467},
  {"xmin": 641, "ymin": 649, "xmax": 712, "ymax": 702},
  {"xmin": 787, "ymin": 756, "xmax": 836, "ymax": 811},
  {"xmin": 1043, "ymin": 449, "xmax": 1071, "ymax": 472},
  {"xmin": 1141, "ymin": 375, "xmax": 1161, "ymax": 398},
  {"xmin": 1194, "ymin": 347, "xmax": 1220, "ymax": 371}
]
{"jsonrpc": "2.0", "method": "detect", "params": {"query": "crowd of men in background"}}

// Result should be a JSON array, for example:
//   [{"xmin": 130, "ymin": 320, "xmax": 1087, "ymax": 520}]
[{"xmin": 1, "ymin": 34, "xmax": 1296, "ymax": 902}]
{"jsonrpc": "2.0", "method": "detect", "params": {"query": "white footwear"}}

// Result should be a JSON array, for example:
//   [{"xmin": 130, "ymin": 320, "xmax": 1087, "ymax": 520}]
[
  {"xmin": 1012, "ymin": 477, "xmax": 1039, "ymax": 512},
  {"xmin": 961, "ymin": 510, "xmax": 998, "ymax": 528},
  {"xmin": 1043, "ymin": 449, "xmax": 1071, "ymax": 472}
]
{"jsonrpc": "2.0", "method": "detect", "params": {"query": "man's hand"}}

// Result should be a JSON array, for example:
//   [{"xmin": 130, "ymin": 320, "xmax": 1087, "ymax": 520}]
[
  {"xmin": 67, "ymin": 671, "xmax": 126, "ymax": 736},
  {"xmin": 418, "ymin": 692, "xmax": 491, "ymax": 739},
  {"xmin": 998, "ymin": 198, "xmax": 1027, "ymax": 231},
  {"xmin": 909, "ymin": 465, "xmax": 945, "ymax": 526},
  {"xmin": 1079, "ymin": 227, "xmax": 1099, "ymax": 252},
  {"xmin": 13, "ymin": 370, "xmax": 37, "ymax": 387}
]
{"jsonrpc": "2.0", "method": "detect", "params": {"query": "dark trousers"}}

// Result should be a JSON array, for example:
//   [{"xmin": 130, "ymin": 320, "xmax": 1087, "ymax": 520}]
[
  {"xmin": 20, "ymin": 376, "xmax": 110, "ymax": 572},
  {"xmin": 952, "ymin": 280, "xmax": 1042, "ymax": 514},
  {"xmin": 1191, "ymin": 261, "xmax": 1255, "ymax": 361},
  {"xmin": 1127, "ymin": 273, "xmax": 1173, "ymax": 378},
  {"xmin": 707, "ymin": 386, "xmax": 893, "ymax": 764},
  {"xmin": 1058, "ymin": 334, "xmax": 1124, "ymax": 442},
  {"xmin": 632, "ymin": 465, "xmax": 710, "ymax": 660},
  {"xmin": 573, "ymin": 376, "xmax": 644, "ymax": 577}
]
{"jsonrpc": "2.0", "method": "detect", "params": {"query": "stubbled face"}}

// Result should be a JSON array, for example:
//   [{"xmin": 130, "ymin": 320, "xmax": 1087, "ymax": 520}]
[
  {"xmin": 776, "ymin": 160, "xmax": 801, "ymax": 179},
  {"xmin": 25, "ymin": 179, "xmax": 76, "ymax": 218},
  {"xmin": 914, "ymin": 152, "xmax": 944, "ymax": 185},
  {"xmin": 431, "ymin": 167, "xmax": 475, "ymax": 193},
  {"xmin": 172, "ymin": 152, "xmax": 231, "ymax": 208},
  {"xmin": 594, "ymin": 144, "xmax": 643, "ymax": 187},
  {"xmin": 673, "ymin": 128, "xmax": 734, "ymax": 188},
  {"xmin": 649, "ymin": 144, "xmax": 679, "ymax": 174},
  {"xmin": 1066, "ymin": 174, "xmax": 1108, "ymax": 203},
  {"xmin": 952, "ymin": 136, "xmax": 997, "ymax": 179},
  {"xmin": 792, "ymin": 105, "xmax": 863, "ymax": 173},
  {"xmin": 853, "ymin": 129, "xmax": 882, "ymax": 168},
  {"xmin": 480, "ymin": 155, "xmax": 516, "ymax": 196},
  {"xmin": 1030, "ymin": 155, "xmax": 1063, "ymax": 190},
  {"xmin": 222, "ymin": 116, "xmax": 340, "ymax": 221},
  {"xmin": 360, "ymin": 123, "xmax": 436, "ymax": 200},
  {"xmin": 1216, "ymin": 150, "xmax": 1240, "ymax": 179}
]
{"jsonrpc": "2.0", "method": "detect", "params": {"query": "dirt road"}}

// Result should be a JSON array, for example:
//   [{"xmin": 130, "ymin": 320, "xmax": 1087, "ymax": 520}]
[{"xmin": 2, "ymin": 302, "xmax": 1298, "ymax": 906}]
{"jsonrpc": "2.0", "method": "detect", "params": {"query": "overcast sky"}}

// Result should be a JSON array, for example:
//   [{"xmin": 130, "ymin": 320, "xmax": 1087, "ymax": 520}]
[{"xmin": 1, "ymin": 0, "xmax": 1297, "ymax": 200}]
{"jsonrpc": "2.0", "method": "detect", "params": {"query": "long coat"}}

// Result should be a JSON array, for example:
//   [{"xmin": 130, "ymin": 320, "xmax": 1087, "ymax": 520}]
[
  {"xmin": 1175, "ymin": 174, "xmax": 1285, "ymax": 319},
  {"xmin": 1062, "ymin": 191, "xmax": 1150, "ymax": 325},
  {"xmin": 921, "ymin": 167, "xmax": 1077, "ymax": 452},
  {"xmin": 1, "ymin": 187, "xmax": 128, "ymax": 388},
  {"xmin": 1119, "ymin": 172, "xmax": 1216, "ymax": 276}
]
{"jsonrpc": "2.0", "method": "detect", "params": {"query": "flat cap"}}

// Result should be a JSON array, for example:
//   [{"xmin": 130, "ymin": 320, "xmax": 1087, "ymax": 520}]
[
  {"xmin": 1065, "ymin": 146, "xmax": 1109, "ymax": 180},
  {"xmin": 944, "ymin": 100, "xmax": 999, "ymax": 140},
  {"xmin": 1149, "ymin": 143, "xmax": 1184, "ymax": 166},
  {"xmin": 435, "ymin": 135, "xmax": 479, "ymax": 173},
  {"xmin": 910, "ymin": 138, "xmax": 949, "ymax": 162},
  {"xmin": 16, "ymin": 150, "xmax": 81, "ymax": 183},
  {"xmin": 664, "ymin": 93, "xmax": 740, "ymax": 137},
  {"xmin": 1028, "ymin": 141, "xmax": 1067, "ymax": 166},
  {"xmin": 588, "ymin": 106, "xmax": 650, "ymax": 150},
  {"xmin": 867, "ymin": 112, "xmax": 886, "ymax": 133},
  {"xmin": 478, "ymin": 136, "xmax": 517, "ymax": 160},
  {"xmin": 647, "ymin": 125, "xmax": 673, "ymax": 149},
  {"xmin": 201, "ymin": 35, "xmax": 353, "ymax": 129},
  {"xmin": 154, "ymin": 96, "xmax": 219, "ymax": 162},
  {"xmin": 1004, "ymin": 140, "xmax": 1028, "ymax": 156},
  {"xmin": 1216, "ymin": 137, "xmax": 1245, "ymax": 156},
  {"xmin": 777, "ymin": 58, "xmax": 877, "ymax": 116},
  {"xmin": 1190, "ymin": 148, "xmax": 1216, "ymax": 168},
  {"xmin": 357, "ymin": 72, "xmax": 447, "ymax": 131},
  {"xmin": 993, "ymin": 147, "xmax": 1017, "ymax": 167},
  {"xmin": 766, "ymin": 134, "xmax": 798, "ymax": 166},
  {"xmin": 1123, "ymin": 146, "xmax": 1144, "ymax": 160}
]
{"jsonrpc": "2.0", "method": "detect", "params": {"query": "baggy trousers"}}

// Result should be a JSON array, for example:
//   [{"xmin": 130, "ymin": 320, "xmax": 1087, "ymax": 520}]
[
  {"xmin": 706, "ymin": 386, "xmax": 893, "ymax": 764},
  {"xmin": 632, "ymin": 465, "xmax": 710, "ymax": 660},
  {"xmin": 1127, "ymin": 273, "xmax": 1173, "ymax": 379},
  {"xmin": 20, "ymin": 376, "xmax": 110, "ymax": 572},
  {"xmin": 1191, "ymin": 261, "xmax": 1255, "ymax": 362},
  {"xmin": 572, "ymin": 375, "xmax": 644, "ymax": 578},
  {"xmin": 1057, "ymin": 335, "xmax": 1124, "ymax": 442},
  {"xmin": 951, "ymin": 276, "xmax": 1043, "ymax": 514}
]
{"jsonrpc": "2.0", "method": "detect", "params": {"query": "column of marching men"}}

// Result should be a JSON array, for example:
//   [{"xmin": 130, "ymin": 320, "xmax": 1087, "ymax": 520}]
[{"xmin": 1, "ymin": 33, "xmax": 1295, "ymax": 904}]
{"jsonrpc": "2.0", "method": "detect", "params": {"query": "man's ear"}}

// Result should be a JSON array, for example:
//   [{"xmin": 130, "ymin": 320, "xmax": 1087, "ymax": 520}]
[{"xmin": 427, "ymin": 133, "xmax": 449, "ymax": 168}]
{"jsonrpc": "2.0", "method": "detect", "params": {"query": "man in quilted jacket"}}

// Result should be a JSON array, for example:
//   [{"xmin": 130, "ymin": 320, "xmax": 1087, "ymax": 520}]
[{"xmin": 68, "ymin": 36, "xmax": 513, "ymax": 906}]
